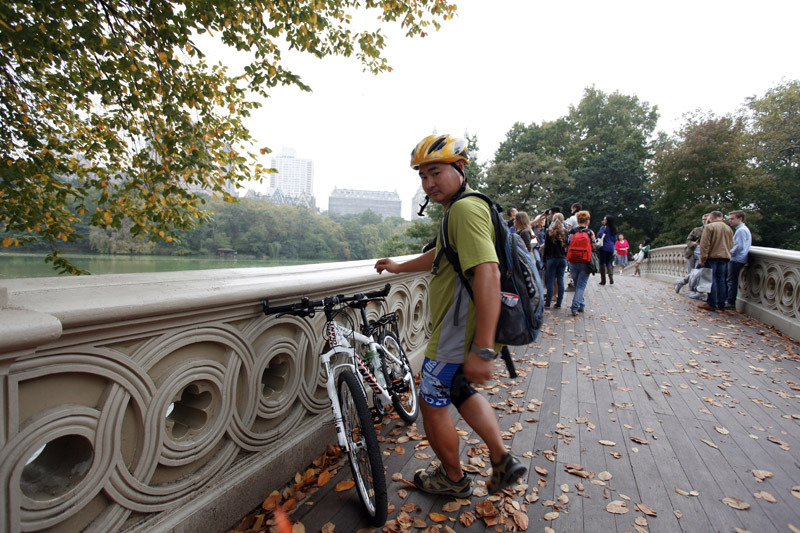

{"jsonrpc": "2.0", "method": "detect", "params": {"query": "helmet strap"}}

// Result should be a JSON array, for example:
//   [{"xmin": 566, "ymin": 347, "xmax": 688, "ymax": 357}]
[{"xmin": 417, "ymin": 196, "xmax": 430, "ymax": 217}]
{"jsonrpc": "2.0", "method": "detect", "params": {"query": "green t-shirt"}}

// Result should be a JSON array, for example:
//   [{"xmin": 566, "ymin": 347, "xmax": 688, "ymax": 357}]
[{"xmin": 425, "ymin": 194, "xmax": 498, "ymax": 363}]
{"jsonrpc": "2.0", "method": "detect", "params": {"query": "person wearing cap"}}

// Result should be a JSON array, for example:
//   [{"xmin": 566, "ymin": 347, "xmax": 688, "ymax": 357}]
[{"xmin": 374, "ymin": 134, "xmax": 526, "ymax": 498}]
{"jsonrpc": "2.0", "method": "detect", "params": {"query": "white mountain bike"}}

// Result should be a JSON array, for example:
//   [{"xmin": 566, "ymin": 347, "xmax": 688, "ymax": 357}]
[{"xmin": 262, "ymin": 283, "xmax": 418, "ymax": 526}]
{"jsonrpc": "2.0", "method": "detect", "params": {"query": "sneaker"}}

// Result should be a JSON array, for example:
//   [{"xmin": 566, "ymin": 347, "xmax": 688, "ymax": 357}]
[
  {"xmin": 553, "ymin": 304, "xmax": 561, "ymax": 309},
  {"xmin": 675, "ymin": 279, "xmax": 685, "ymax": 293},
  {"xmin": 697, "ymin": 304, "xmax": 717, "ymax": 312},
  {"xmin": 488, "ymin": 454, "xmax": 527, "ymax": 493},
  {"xmin": 413, "ymin": 465, "xmax": 472, "ymax": 498},
  {"xmin": 689, "ymin": 292, "xmax": 705, "ymax": 300}
]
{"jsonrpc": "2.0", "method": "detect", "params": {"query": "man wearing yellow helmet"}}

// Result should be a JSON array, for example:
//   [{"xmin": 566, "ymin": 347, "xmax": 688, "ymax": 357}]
[{"xmin": 375, "ymin": 134, "xmax": 526, "ymax": 498}]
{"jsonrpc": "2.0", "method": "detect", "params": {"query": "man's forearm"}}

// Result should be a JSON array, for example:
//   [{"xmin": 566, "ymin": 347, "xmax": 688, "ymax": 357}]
[
  {"xmin": 470, "ymin": 262, "xmax": 501, "ymax": 347},
  {"xmin": 398, "ymin": 249, "xmax": 436, "ymax": 273}
]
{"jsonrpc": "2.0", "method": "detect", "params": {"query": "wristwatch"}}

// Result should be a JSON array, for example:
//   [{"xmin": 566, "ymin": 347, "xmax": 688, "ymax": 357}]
[{"xmin": 471, "ymin": 344, "xmax": 498, "ymax": 361}]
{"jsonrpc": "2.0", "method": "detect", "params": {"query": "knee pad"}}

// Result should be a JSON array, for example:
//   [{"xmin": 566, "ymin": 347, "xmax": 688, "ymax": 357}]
[{"xmin": 449, "ymin": 367, "xmax": 477, "ymax": 409}]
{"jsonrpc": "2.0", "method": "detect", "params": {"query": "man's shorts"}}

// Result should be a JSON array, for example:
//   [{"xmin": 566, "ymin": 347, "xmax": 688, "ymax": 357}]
[{"xmin": 419, "ymin": 357, "xmax": 477, "ymax": 409}]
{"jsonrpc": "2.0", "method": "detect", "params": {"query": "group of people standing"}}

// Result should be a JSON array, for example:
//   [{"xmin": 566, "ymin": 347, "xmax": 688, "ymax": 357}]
[
  {"xmin": 675, "ymin": 210, "xmax": 752, "ymax": 311},
  {"xmin": 505, "ymin": 202, "xmax": 637, "ymax": 317}
]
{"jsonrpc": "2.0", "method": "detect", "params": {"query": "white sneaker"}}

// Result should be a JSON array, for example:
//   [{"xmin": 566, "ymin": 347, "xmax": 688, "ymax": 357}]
[{"xmin": 675, "ymin": 279, "xmax": 685, "ymax": 293}]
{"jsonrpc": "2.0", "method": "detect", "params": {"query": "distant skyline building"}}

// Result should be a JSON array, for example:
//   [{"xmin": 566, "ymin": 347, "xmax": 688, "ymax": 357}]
[
  {"xmin": 328, "ymin": 188, "xmax": 402, "ymax": 219},
  {"xmin": 270, "ymin": 147, "xmax": 315, "ymax": 207}
]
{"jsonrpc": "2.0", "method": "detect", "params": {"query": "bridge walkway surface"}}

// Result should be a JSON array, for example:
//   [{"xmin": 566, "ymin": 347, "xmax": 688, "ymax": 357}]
[{"xmin": 231, "ymin": 274, "xmax": 800, "ymax": 533}]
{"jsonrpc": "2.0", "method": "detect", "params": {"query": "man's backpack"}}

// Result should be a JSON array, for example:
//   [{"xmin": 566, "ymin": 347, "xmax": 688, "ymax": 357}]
[
  {"xmin": 432, "ymin": 192, "xmax": 544, "ymax": 346},
  {"xmin": 567, "ymin": 228, "xmax": 593, "ymax": 263}
]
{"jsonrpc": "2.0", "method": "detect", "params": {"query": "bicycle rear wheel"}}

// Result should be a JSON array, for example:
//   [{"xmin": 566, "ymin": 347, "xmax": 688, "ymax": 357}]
[
  {"xmin": 337, "ymin": 370, "xmax": 387, "ymax": 526},
  {"xmin": 378, "ymin": 330, "xmax": 419, "ymax": 424}
]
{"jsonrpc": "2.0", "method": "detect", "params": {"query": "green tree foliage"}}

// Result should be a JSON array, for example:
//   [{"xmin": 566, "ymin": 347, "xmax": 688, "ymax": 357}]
[
  {"xmin": 0, "ymin": 0, "xmax": 457, "ymax": 273},
  {"xmin": 560, "ymin": 87, "xmax": 659, "ymax": 238},
  {"xmin": 744, "ymin": 80, "xmax": 800, "ymax": 249},
  {"xmin": 650, "ymin": 113, "xmax": 749, "ymax": 244}
]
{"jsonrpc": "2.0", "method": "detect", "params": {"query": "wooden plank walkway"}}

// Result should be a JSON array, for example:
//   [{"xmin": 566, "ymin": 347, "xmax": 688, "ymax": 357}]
[{"xmin": 231, "ymin": 274, "xmax": 800, "ymax": 533}]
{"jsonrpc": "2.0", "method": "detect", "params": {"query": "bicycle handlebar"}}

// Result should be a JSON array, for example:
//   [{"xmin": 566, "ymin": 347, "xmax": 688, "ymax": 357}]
[{"xmin": 263, "ymin": 283, "xmax": 391, "ymax": 317}]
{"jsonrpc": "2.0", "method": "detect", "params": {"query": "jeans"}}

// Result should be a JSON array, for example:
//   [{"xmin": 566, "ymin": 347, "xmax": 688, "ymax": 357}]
[
  {"xmin": 545, "ymin": 257, "xmax": 567, "ymax": 306},
  {"xmin": 686, "ymin": 254, "xmax": 699, "ymax": 275},
  {"xmin": 568, "ymin": 261, "xmax": 591, "ymax": 313},
  {"xmin": 705, "ymin": 258, "xmax": 729, "ymax": 310},
  {"xmin": 726, "ymin": 260, "xmax": 745, "ymax": 307}
]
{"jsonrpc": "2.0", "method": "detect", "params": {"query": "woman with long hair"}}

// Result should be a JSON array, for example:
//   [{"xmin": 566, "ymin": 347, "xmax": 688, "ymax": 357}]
[
  {"xmin": 596, "ymin": 215, "xmax": 617, "ymax": 285},
  {"xmin": 543, "ymin": 212, "xmax": 568, "ymax": 308},
  {"xmin": 514, "ymin": 211, "xmax": 533, "ymax": 252}
]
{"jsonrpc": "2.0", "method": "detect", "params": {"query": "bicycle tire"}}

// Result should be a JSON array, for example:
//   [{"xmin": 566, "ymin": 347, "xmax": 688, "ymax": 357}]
[
  {"xmin": 337, "ymin": 370, "xmax": 388, "ymax": 527},
  {"xmin": 378, "ymin": 330, "xmax": 419, "ymax": 424}
]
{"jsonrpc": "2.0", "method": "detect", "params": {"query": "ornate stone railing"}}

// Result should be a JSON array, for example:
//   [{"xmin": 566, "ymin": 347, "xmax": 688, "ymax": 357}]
[
  {"xmin": 633, "ymin": 245, "xmax": 800, "ymax": 340},
  {"xmin": 0, "ymin": 259, "xmax": 430, "ymax": 533}
]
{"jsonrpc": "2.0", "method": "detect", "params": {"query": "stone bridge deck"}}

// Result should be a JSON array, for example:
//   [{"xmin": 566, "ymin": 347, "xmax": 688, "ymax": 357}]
[{"xmin": 232, "ymin": 274, "xmax": 800, "ymax": 533}]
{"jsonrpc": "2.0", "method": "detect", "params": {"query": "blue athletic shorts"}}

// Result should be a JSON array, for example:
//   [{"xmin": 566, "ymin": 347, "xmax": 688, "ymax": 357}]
[{"xmin": 419, "ymin": 357, "xmax": 477, "ymax": 408}]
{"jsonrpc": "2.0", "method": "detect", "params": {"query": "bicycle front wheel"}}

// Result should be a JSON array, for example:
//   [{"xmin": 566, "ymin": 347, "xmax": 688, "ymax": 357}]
[
  {"xmin": 379, "ymin": 330, "xmax": 419, "ymax": 424},
  {"xmin": 337, "ymin": 370, "xmax": 387, "ymax": 527}
]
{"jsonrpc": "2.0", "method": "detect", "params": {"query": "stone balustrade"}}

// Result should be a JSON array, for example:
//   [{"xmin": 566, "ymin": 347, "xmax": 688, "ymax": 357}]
[
  {"xmin": 0, "ymin": 259, "xmax": 429, "ymax": 533},
  {"xmin": 634, "ymin": 245, "xmax": 800, "ymax": 339}
]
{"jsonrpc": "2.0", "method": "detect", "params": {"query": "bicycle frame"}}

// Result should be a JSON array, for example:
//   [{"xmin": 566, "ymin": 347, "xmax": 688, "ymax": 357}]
[{"xmin": 323, "ymin": 318, "xmax": 393, "ymax": 451}]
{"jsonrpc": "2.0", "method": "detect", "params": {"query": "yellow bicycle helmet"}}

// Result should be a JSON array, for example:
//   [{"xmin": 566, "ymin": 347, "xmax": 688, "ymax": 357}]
[{"xmin": 410, "ymin": 134, "xmax": 470, "ymax": 170}]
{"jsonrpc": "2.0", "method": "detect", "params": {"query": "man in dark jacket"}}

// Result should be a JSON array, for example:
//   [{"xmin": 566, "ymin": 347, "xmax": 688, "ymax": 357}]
[{"xmin": 698, "ymin": 211, "xmax": 734, "ymax": 312}]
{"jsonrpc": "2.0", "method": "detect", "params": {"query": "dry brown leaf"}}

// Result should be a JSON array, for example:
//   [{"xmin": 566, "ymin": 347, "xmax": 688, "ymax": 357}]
[
  {"xmin": 398, "ymin": 489, "xmax": 408, "ymax": 499},
  {"xmin": 789, "ymin": 525, "xmax": 800, "ymax": 533},
  {"xmin": 442, "ymin": 502, "xmax": 461, "ymax": 513},
  {"xmin": 630, "ymin": 436, "xmax": 649, "ymax": 445},
  {"xmin": 334, "ymin": 480, "xmax": 355, "ymax": 492},
  {"xmin": 635, "ymin": 503, "xmax": 657, "ymax": 516},
  {"xmin": 560, "ymin": 483, "xmax": 570, "ymax": 493},
  {"xmin": 262, "ymin": 491, "xmax": 282, "ymax": 511},
  {"xmin": 444, "ymin": 526, "xmax": 456, "ymax": 533},
  {"xmin": 545, "ymin": 528, "xmax": 555, "ymax": 533},
  {"xmin": 700, "ymin": 439, "xmax": 719, "ymax": 449},
  {"xmin": 599, "ymin": 440, "xmax": 617, "ymax": 446},
  {"xmin": 321, "ymin": 523, "xmax": 335, "ymax": 533},
  {"xmin": 754, "ymin": 490, "xmax": 777, "ymax": 503},
  {"xmin": 793, "ymin": 486, "xmax": 800, "ymax": 500},
  {"xmin": 598, "ymin": 471, "xmax": 613, "ymax": 481},
  {"xmin": 391, "ymin": 472, "xmax": 404, "ymax": 482},
  {"xmin": 714, "ymin": 426, "xmax": 730, "ymax": 435},
  {"xmin": 606, "ymin": 500, "xmax": 629, "ymax": 514},
  {"xmin": 722, "ymin": 496, "xmax": 750, "ymax": 510},
  {"xmin": 558, "ymin": 494, "xmax": 569, "ymax": 505},
  {"xmin": 429, "ymin": 512, "xmax": 448, "ymax": 523},
  {"xmin": 634, "ymin": 516, "xmax": 648, "ymax": 527},
  {"xmin": 544, "ymin": 511, "xmax": 559, "ymax": 521},
  {"xmin": 751, "ymin": 469, "xmax": 774, "ymax": 482},
  {"xmin": 317, "ymin": 470, "xmax": 332, "ymax": 487},
  {"xmin": 535, "ymin": 466, "xmax": 549, "ymax": 476},
  {"xmin": 513, "ymin": 511, "xmax": 529, "ymax": 530}
]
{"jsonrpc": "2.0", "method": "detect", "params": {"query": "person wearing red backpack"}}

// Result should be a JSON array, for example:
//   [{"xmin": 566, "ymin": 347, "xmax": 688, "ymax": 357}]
[{"xmin": 566, "ymin": 210, "xmax": 595, "ymax": 316}]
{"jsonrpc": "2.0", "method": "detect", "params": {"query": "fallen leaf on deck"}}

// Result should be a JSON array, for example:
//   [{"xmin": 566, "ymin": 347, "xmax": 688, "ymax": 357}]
[
  {"xmin": 722, "ymin": 496, "xmax": 750, "ymax": 510},
  {"xmin": 535, "ymin": 466, "xmax": 549, "ymax": 476},
  {"xmin": 606, "ymin": 500, "xmax": 629, "ymax": 514},
  {"xmin": 754, "ymin": 491, "xmax": 777, "ymax": 503},
  {"xmin": 714, "ymin": 426, "xmax": 729, "ymax": 435},
  {"xmin": 701, "ymin": 439, "xmax": 719, "ymax": 449},
  {"xmin": 674, "ymin": 510, "xmax": 683, "ymax": 519},
  {"xmin": 635, "ymin": 503, "xmax": 657, "ymax": 516},
  {"xmin": 317, "ymin": 470, "xmax": 332, "ymax": 487},
  {"xmin": 321, "ymin": 523, "xmax": 335, "ymax": 533},
  {"xmin": 598, "ymin": 471, "xmax": 613, "ymax": 481},
  {"xmin": 442, "ymin": 502, "xmax": 461, "ymax": 513},
  {"xmin": 513, "ymin": 511, "xmax": 529, "ymax": 529},
  {"xmin": 599, "ymin": 440, "xmax": 616, "ymax": 446},
  {"xmin": 793, "ymin": 486, "xmax": 800, "ymax": 499},
  {"xmin": 429, "ymin": 512, "xmax": 447, "ymax": 523},
  {"xmin": 751, "ymin": 469, "xmax": 774, "ymax": 482},
  {"xmin": 544, "ymin": 511, "xmax": 559, "ymax": 521},
  {"xmin": 334, "ymin": 480, "xmax": 355, "ymax": 492}
]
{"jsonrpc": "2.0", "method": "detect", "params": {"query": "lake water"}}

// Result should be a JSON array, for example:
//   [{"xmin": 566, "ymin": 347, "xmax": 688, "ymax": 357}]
[{"xmin": 0, "ymin": 253, "xmax": 322, "ymax": 279}]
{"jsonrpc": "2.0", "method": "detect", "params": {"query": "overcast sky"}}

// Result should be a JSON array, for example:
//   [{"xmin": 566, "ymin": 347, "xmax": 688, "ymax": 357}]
[{"xmin": 224, "ymin": 0, "xmax": 799, "ymax": 217}]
